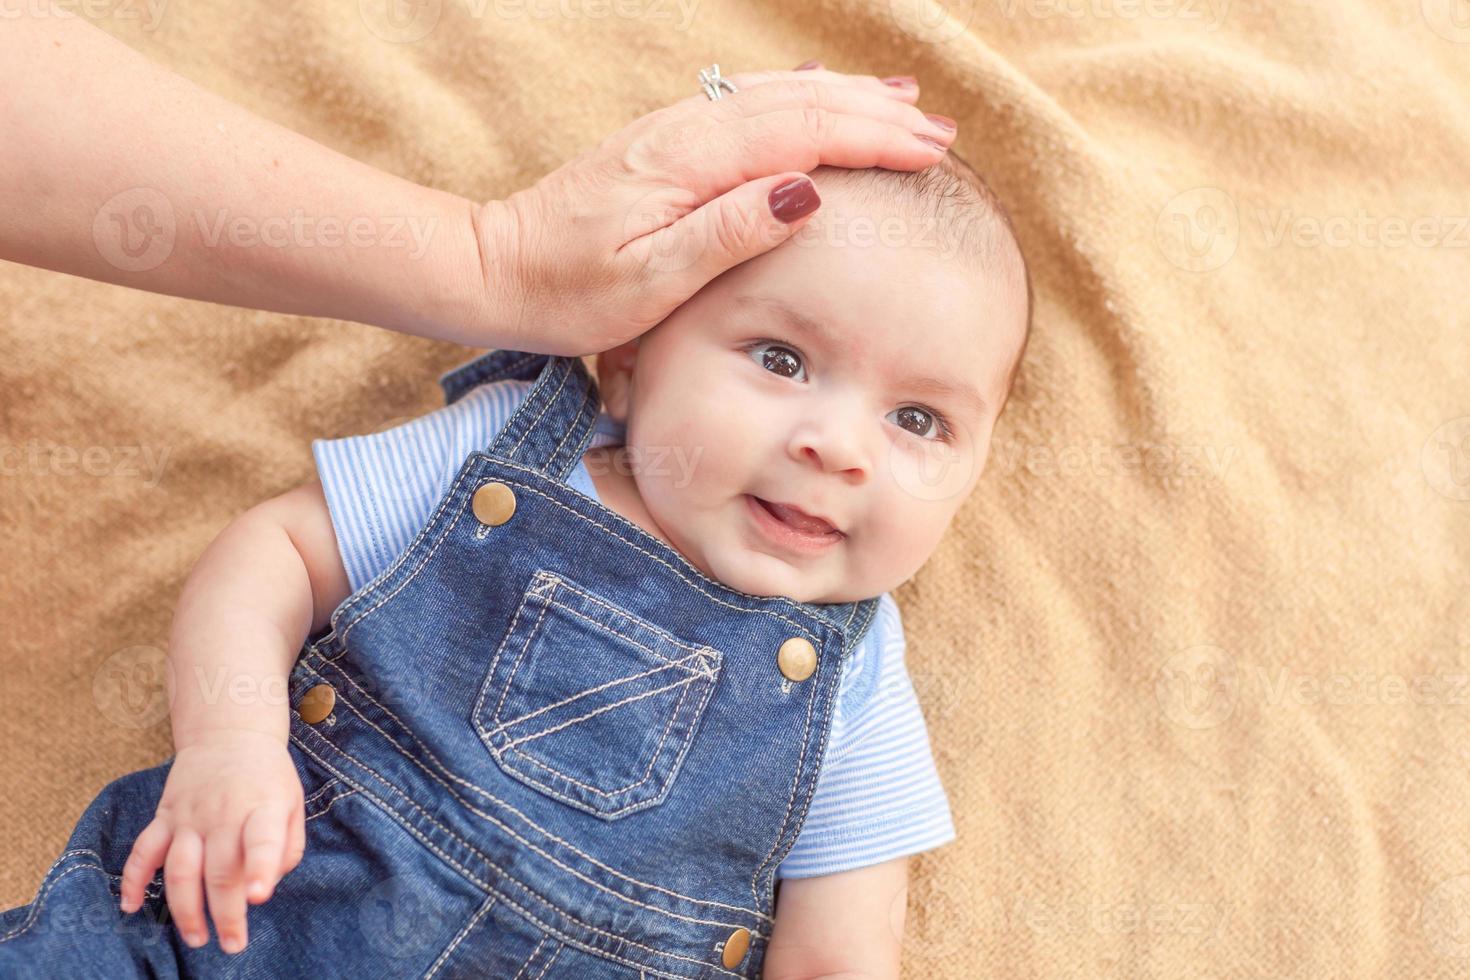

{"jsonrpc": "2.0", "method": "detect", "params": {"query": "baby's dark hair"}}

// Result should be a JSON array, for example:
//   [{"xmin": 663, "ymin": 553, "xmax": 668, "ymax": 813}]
[{"xmin": 807, "ymin": 152, "xmax": 1032, "ymax": 417}]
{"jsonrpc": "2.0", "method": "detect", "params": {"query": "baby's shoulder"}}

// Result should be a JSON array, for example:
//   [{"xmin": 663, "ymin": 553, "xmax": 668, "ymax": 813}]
[{"xmin": 835, "ymin": 592, "xmax": 907, "ymax": 718}]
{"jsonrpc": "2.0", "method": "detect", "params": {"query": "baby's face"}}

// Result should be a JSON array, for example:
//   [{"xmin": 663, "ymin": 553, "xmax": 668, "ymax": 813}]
[{"xmin": 598, "ymin": 187, "xmax": 1026, "ymax": 604}]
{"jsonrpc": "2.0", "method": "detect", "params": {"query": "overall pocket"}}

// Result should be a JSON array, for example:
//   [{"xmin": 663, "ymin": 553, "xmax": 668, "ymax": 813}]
[{"xmin": 474, "ymin": 569, "xmax": 724, "ymax": 820}]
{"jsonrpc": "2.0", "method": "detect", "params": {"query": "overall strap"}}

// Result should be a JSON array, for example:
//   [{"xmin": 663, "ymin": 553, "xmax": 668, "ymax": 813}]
[{"xmin": 438, "ymin": 349, "xmax": 882, "ymax": 647}]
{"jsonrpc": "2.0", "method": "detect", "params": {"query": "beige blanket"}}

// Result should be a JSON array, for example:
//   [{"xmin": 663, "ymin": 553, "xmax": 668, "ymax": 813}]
[{"xmin": 5, "ymin": 1, "xmax": 1469, "ymax": 975}]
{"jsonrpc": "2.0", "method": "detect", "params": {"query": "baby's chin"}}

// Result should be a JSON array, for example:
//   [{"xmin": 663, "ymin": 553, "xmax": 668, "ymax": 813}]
[{"xmin": 697, "ymin": 547, "xmax": 877, "ymax": 607}]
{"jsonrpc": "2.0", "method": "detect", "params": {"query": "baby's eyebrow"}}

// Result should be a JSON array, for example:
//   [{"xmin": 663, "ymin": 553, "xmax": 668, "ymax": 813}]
[
  {"xmin": 734, "ymin": 294, "xmax": 836, "ymax": 348},
  {"xmin": 734, "ymin": 293, "xmax": 989, "ymax": 418}
]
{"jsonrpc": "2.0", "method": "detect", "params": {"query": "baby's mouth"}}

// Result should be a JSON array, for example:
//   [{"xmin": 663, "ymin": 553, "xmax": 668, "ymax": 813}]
[{"xmin": 747, "ymin": 495, "xmax": 845, "ymax": 546}]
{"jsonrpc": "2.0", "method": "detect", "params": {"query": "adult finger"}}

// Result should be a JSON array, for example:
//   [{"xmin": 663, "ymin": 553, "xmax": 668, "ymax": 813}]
[
  {"xmin": 637, "ymin": 172, "xmax": 821, "ymax": 295},
  {"xmin": 687, "ymin": 79, "xmax": 951, "ymax": 148},
  {"xmin": 203, "ymin": 824, "xmax": 249, "ymax": 953},
  {"xmin": 119, "ymin": 818, "xmax": 173, "ymax": 913},
  {"xmin": 242, "ymin": 804, "xmax": 290, "ymax": 904},
  {"xmin": 162, "ymin": 829, "xmax": 208, "ymax": 948},
  {"xmin": 619, "ymin": 68, "xmax": 921, "ymax": 149},
  {"xmin": 675, "ymin": 108, "xmax": 952, "ymax": 206},
  {"xmin": 719, "ymin": 68, "xmax": 920, "ymax": 103}
]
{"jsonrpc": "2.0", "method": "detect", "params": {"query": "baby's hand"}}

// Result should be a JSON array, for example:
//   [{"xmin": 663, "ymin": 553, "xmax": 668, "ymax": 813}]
[{"xmin": 118, "ymin": 730, "xmax": 306, "ymax": 954}]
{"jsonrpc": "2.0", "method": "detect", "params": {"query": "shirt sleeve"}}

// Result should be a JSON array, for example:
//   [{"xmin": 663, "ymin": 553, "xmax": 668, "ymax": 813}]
[
  {"xmin": 776, "ymin": 593, "xmax": 958, "ymax": 879},
  {"xmin": 310, "ymin": 379, "xmax": 534, "ymax": 593}
]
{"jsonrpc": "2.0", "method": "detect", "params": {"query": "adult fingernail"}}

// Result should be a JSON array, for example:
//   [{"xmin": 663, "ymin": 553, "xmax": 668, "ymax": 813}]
[
  {"xmin": 222, "ymin": 935, "xmax": 244, "ymax": 954},
  {"xmin": 769, "ymin": 177, "xmax": 820, "ymax": 224},
  {"xmin": 189, "ymin": 932, "xmax": 208, "ymax": 947},
  {"xmin": 882, "ymin": 75, "xmax": 918, "ymax": 89},
  {"xmin": 794, "ymin": 60, "xmax": 822, "ymax": 71},
  {"xmin": 925, "ymin": 113, "xmax": 957, "ymax": 132},
  {"xmin": 914, "ymin": 133, "xmax": 949, "ymax": 151}
]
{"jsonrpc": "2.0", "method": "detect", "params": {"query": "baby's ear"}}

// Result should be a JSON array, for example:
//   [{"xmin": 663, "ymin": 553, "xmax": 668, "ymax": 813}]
[{"xmin": 594, "ymin": 339, "xmax": 639, "ymax": 422}]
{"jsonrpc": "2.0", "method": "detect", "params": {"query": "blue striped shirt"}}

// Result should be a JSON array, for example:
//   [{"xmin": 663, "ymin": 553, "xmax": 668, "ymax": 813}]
[{"xmin": 311, "ymin": 372, "xmax": 956, "ymax": 878}]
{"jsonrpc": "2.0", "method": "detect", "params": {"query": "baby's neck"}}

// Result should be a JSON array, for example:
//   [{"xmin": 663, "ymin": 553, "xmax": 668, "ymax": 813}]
[{"xmin": 582, "ymin": 446, "xmax": 675, "ymax": 550}]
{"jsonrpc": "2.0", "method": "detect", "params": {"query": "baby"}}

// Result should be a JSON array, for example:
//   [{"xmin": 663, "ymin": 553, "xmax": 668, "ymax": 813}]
[{"xmin": 0, "ymin": 152, "xmax": 1029, "ymax": 978}]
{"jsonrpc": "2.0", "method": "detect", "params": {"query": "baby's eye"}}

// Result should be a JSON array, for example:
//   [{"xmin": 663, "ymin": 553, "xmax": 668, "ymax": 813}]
[
  {"xmin": 747, "ymin": 342, "xmax": 806, "ymax": 382},
  {"xmin": 888, "ymin": 406, "xmax": 948, "ymax": 441}
]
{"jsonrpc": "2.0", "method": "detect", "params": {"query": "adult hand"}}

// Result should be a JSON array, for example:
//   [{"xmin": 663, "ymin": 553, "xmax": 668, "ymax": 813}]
[
  {"xmin": 477, "ymin": 65, "xmax": 958, "ymax": 357},
  {"xmin": 0, "ymin": 16, "xmax": 956, "ymax": 353}
]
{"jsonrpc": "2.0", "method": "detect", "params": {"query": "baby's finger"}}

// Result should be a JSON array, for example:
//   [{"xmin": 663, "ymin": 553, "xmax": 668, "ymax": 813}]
[
  {"xmin": 282, "ymin": 800, "xmax": 306, "ymax": 876},
  {"xmin": 241, "ymin": 804, "xmax": 290, "ymax": 903},
  {"xmin": 162, "ymin": 829, "xmax": 209, "ymax": 948},
  {"xmin": 203, "ymin": 824, "xmax": 249, "ymax": 953},
  {"xmin": 119, "ymin": 817, "xmax": 172, "ymax": 913}
]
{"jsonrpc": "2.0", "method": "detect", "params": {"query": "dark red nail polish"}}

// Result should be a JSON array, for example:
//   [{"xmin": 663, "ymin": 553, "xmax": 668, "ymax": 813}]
[
  {"xmin": 925, "ymin": 113, "xmax": 957, "ymax": 132},
  {"xmin": 882, "ymin": 75, "xmax": 918, "ymax": 88},
  {"xmin": 769, "ymin": 177, "xmax": 820, "ymax": 223},
  {"xmin": 913, "ymin": 133, "xmax": 948, "ymax": 151},
  {"xmin": 794, "ymin": 60, "xmax": 822, "ymax": 71}
]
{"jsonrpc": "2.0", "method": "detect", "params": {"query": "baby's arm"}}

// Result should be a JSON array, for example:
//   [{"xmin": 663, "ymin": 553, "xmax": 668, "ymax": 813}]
[
  {"xmin": 764, "ymin": 855, "xmax": 910, "ymax": 979},
  {"xmin": 118, "ymin": 479, "xmax": 350, "ymax": 954}
]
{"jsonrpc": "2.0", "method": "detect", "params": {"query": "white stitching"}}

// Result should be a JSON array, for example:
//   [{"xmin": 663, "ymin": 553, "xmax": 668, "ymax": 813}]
[
  {"xmin": 489, "ymin": 578, "xmax": 557, "ymax": 726},
  {"xmin": 531, "ymin": 941, "xmax": 562, "ymax": 980},
  {"xmin": 749, "ymin": 651, "xmax": 821, "ymax": 912},
  {"xmin": 0, "ymin": 860, "xmax": 152, "ymax": 943},
  {"xmin": 288, "ymin": 675, "xmax": 770, "ymax": 934},
  {"xmin": 492, "ymin": 653, "xmax": 711, "ymax": 738},
  {"xmin": 503, "ymin": 673, "xmax": 700, "ymax": 753},
  {"xmin": 425, "ymin": 892, "xmax": 498, "ymax": 979},
  {"xmin": 290, "ymin": 670, "xmax": 769, "ymax": 929},
  {"xmin": 508, "ymin": 360, "xmax": 573, "ymax": 459},
  {"xmin": 510, "ymin": 935, "xmax": 547, "ymax": 980},
  {"xmin": 305, "ymin": 786, "xmax": 359, "ymax": 823},
  {"xmin": 492, "ymin": 670, "xmax": 701, "ymax": 805},
  {"xmin": 288, "ymin": 736, "xmax": 751, "ymax": 979}
]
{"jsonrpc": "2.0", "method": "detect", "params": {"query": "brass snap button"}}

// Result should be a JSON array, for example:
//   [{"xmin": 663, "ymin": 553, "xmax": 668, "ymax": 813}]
[
  {"xmin": 777, "ymin": 637, "xmax": 817, "ymax": 682},
  {"xmin": 472, "ymin": 482, "xmax": 517, "ymax": 527},
  {"xmin": 297, "ymin": 683, "xmax": 336, "ymax": 724},
  {"xmin": 721, "ymin": 927, "xmax": 750, "ymax": 968}
]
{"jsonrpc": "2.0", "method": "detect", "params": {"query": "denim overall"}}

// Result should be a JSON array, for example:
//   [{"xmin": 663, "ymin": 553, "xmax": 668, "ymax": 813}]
[{"xmin": 0, "ymin": 351, "xmax": 881, "ymax": 979}]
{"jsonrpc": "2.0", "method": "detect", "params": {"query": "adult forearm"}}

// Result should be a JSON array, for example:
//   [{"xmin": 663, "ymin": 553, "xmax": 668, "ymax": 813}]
[{"xmin": 0, "ymin": 14, "xmax": 498, "ymax": 346}]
